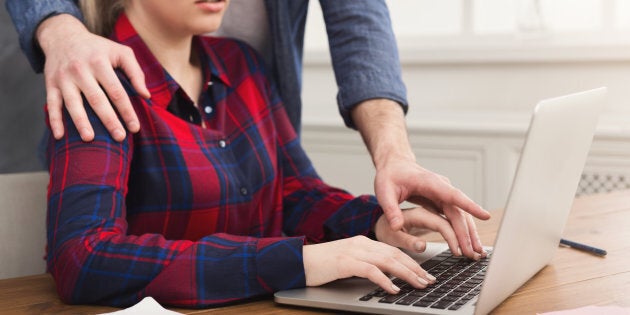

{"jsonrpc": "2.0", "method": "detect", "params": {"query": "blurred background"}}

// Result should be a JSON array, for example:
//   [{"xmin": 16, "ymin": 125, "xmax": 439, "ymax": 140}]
[
  {"xmin": 0, "ymin": 1, "xmax": 46, "ymax": 174},
  {"xmin": 2, "ymin": 0, "xmax": 630, "ymax": 210},
  {"xmin": 301, "ymin": 0, "xmax": 630, "ymax": 210}
]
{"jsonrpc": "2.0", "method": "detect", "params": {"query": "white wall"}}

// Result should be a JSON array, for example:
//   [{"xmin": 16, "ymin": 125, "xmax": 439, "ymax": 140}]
[{"xmin": 301, "ymin": 1, "xmax": 630, "ymax": 210}]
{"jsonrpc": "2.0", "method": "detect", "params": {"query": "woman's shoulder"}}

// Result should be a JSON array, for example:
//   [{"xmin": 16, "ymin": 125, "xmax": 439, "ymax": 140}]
[{"xmin": 198, "ymin": 36, "xmax": 266, "ymax": 72}]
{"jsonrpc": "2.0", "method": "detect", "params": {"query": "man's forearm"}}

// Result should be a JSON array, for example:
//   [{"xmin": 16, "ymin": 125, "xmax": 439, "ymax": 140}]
[{"xmin": 351, "ymin": 99, "xmax": 416, "ymax": 170}]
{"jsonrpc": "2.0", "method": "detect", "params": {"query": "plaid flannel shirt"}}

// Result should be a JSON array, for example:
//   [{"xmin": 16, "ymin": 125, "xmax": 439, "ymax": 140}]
[{"xmin": 46, "ymin": 14, "xmax": 382, "ymax": 308}]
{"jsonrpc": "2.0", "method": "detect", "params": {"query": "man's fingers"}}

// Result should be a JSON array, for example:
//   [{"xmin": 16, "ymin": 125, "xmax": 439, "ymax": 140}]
[
  {"xmin": 59, "ymin": 81, "xmax": 94, "ymax": 142},
  {"xmin": 71, "ymin": 64, "xmax": 128, "ymax": 142},
  {"xmin": 374, "ymin": 178, "xmax": 404, "ymax": 231},
  {"xmin": 449, "ymin": 188, "xmax": 490, "ymax": 220},
  {"xmin": 467, "ymin": 214, "xmax": 485, "ymax": 254},
  {"xmin": 387, "ymin": 229, "xmax": 428, "ymax": 253},
  {"xmin": 444, "ymin": 205, "xmax": 481, "ymax": 259},
  {"xmin": 93, "ymin": 60, "xmax": 139, "ymax": 135},
  {"xmin": 115, "ymin": 45, "xmax": 150, "ymax": 99},
  {"xmin": 426, "ymin": 177, "xmax": 490, "ymax": 221},
  {"xmin": 383, "ymin": 206, "xmax": 404, "ymax": 231},
  {"xmin": 407, "ymin": 209, "xmax": 460, "ymax": 257},
  {"xmin": 45, "ymin": 85, "xmax": 65, "ymax": 139}
]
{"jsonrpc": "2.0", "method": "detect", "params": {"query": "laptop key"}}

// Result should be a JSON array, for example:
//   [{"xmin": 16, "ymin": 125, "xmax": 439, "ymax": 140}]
[
  {"xmin": 430, "ymin": 300, "xmax": 454, "ymax": 309},
  {"xmin": 449, "ymin": 302, "xmax": 467, "ymax": 310},
  {"xmin": 395, "ymin": 295, "xmax": 420, "ymax": 305},
  {"xmin": 413, "ymin": 299, "xmax": 435, "ymax": 307},
  {"xmin": 372, "ymin": 289, "xmax": 388, "ymax": 297},
  {"xmin": 408, "ymin": 289, "xmax": 430, "ymax": 297},
  {"xmin": 379, "ymin": 294, "xmax": 404, "ymax": 304}
]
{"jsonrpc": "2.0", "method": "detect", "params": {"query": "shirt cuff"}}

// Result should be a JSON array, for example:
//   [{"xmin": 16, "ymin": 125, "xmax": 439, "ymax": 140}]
[
  {"xmin": 324, "ymin": 195, "xmax": 384, "ymax": 241},
  {"xmin": 256, "ymin": 236, "xmax": 306, "ymax": 291},
  {"xmin": 336, "ymin": 71, "xmax": 409, "ymax": 129}
]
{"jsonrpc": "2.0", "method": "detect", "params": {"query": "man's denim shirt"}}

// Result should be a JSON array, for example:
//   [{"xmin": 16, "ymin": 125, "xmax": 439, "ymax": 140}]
[{"xmin": 5, "ymin": 0, "xmax": 408, "ymax": 132}]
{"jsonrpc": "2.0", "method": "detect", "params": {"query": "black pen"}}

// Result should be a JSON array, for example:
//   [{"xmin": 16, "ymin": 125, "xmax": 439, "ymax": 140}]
[{"xmin": 560, "ymin": 238, "xmax": 607, "ymax": 257}]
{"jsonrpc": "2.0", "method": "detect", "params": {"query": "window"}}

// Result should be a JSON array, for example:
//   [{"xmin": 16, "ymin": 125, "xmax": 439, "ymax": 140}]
[{"xmin": 305, "ymin": 0, "xmax": 630, "ymax": 51}]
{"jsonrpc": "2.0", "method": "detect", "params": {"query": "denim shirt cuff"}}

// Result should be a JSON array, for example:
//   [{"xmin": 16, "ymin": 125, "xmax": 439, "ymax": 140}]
[
  {"xmin": 336, "ymin": 71, "xmax": 409, "ymax": 129},
  {"xmin": 7, "ymin": 0, "xmax": 83, "ymax": 73}
]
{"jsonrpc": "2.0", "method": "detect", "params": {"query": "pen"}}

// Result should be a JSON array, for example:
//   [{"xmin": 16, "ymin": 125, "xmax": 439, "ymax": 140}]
[{"xmin": 559, "ymin": 238, "xmax": 607, "ymax": 257}]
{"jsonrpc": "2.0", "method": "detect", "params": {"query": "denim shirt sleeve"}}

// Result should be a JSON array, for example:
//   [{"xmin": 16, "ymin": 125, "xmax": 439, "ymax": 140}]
[
  {"xmin": 5, "ymin": 0, "xmax": 82, "ymax": 73},
  {"xmin": 319, "ymin": 0, "xmax": 408, "ymax": 128}
]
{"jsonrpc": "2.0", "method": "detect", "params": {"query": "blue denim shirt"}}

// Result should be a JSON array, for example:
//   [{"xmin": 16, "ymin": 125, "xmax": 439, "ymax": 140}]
[{"xmin": 5, "ymin": 0, "xmax": 408, "ymax": 132}]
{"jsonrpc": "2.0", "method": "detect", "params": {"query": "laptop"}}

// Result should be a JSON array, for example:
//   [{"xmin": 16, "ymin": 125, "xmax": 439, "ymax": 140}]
[{"xmin": 274, "ymin": 87, "xmax": 607, "ymax": 315}]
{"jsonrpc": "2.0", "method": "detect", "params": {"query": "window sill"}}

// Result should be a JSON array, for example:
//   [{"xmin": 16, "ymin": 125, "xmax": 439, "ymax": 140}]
[{"xmin": 304, "ymin": 32, "xmax": 630, "ymax": 65}]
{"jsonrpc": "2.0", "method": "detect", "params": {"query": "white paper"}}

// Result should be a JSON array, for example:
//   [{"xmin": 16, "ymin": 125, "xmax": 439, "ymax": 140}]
[{"xmin": 98, "ymin": 297, "xmax": 184, "ymax": 315}]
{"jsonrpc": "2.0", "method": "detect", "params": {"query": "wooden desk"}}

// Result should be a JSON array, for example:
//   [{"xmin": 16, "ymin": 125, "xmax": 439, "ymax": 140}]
[{"xmin": 1, "ymin": 190, "xmax": 629, "ymax": 315}]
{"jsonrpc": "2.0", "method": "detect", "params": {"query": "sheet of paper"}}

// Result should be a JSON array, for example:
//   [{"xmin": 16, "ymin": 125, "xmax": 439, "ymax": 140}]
[
  {"xmin": 98, "ymin": 297, "xmax": 184, "ymax": 315},
  {"xmin": 538, "ymin": 305, "xmax": 630, "ymax": 315}
]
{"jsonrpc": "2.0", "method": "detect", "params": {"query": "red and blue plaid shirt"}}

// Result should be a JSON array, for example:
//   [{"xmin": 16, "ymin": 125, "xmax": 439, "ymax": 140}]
[{"xmin": 45, "ymin": 14, "xmax": 382, "ymax": 308}]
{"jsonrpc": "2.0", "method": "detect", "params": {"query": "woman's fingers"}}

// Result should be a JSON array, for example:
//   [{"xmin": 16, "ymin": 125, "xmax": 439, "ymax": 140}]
[{"xmin": 303, "ymin": 236, "xmax": 436, "ymax": 294}]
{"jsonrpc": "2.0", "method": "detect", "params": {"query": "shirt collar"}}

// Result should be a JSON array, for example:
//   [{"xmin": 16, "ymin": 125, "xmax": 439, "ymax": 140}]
[{"xmin": 110, "ymin": 13, "xmax": 232, "ymax": 108}]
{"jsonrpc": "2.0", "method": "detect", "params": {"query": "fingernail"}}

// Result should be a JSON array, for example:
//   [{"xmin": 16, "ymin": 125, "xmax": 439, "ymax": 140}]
[
  {"xmin": 391, "ymin": 284, "xmax": 401, "ymax": 292},
  {"xmin": 457, "ymin": 248, "xmax": 463, "ymax": 256},
  {"xmin": 414, "ymin": 242, "xmax": 425, "ymax": 252},
  {"xmin": 417, "ymin": 277, "xmax": 429, "ymax": 286},
  {"xmin": 426, "ymin": 273, "xmax": 436, "ymax": 282},
  {"xmin": 473, "ymin": 253, "xmax": 481, "ymax": 261},
  {"xmin": 53, "ymin": 130, "xmax": 63, "ymax": 139},
  {"xmin": 391, "ymin": 217, "xmax": 402, "ymax": 228},
  {"xmin": 113, "ymin": 129, "xmax": 125, "ymax": 140},
  {"xmin": 81, "ymin": 128, "xmax": 94, "ymax": 141},
  {"xmin": 127, "ymin": 120, "xmax": 140, "ymax": 132}
]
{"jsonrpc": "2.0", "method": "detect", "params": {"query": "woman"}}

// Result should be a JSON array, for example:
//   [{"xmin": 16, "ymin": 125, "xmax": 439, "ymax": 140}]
[{"xmin": 46, "ymin": 0, "xmax": 483, "ymax": 307}]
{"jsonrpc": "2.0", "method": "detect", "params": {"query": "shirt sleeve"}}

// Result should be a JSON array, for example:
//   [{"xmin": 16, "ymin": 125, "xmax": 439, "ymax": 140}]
[
  {"xmin": 45, "ymin": 81, "xmax": 306, "ymax": 308},
  {"xmin": 5, "ymin": 0, "xmax": 83, "ymax": 72},
  {"xmin": 319, "ymin": 0, "xmax": 408, "ymax": 128},
  {"xmin": 261, "ymin": 72, "xmax": 384, "ymax": 243}
]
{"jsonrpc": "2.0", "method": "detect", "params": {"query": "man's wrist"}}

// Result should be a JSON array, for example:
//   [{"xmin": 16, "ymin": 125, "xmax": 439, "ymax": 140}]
[
  {"xmin": 36, "ymin": 14, "xmax": 87, "ymax": 55},
  {"xmin": 351, "ymin": 98, "xmax": 416, "ymax": 169}
]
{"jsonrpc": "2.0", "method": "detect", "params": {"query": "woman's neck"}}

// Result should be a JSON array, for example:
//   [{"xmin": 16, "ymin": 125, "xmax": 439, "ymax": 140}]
[{"xmin": 124, "ymin": 10, "xmax": 203, "ymax": 103}]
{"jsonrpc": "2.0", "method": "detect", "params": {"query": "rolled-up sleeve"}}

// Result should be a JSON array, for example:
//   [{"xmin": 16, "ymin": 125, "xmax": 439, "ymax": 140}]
[{"xmin": 320, "ymin": 0, "xmax": 408, "ymax": 128}]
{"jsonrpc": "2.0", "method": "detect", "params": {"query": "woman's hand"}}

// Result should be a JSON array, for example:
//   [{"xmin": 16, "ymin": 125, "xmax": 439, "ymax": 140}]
[
  {"xmin": 303, "ymin": 236, "xmax": 436, "ymax": 294},
  {"xmin": 374, "ymin": 206, "xmax": 487, "ymax": 260}
]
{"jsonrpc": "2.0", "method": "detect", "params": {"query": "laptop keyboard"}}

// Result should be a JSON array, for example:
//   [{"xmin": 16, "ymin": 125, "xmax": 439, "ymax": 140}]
[{"xmin": 359, "ymin": 249, "xmax": 491, "ymax": 311}]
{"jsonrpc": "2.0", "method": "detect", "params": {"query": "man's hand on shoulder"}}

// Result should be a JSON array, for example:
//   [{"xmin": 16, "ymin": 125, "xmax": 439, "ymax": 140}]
[{"xmin": 36, "ymin": 14, "xmax": 149, "ymax": 142}]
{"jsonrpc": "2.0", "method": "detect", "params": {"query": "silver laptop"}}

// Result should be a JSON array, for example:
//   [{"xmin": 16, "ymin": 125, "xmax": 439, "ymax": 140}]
[{"xmin": 275, "ymin": 87, "xmax": 607, "ymax": 315}]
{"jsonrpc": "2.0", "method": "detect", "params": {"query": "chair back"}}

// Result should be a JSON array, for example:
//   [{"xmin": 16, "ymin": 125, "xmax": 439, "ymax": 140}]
[{"xmin": 0, "ymin": 171, "xmax": 48, "ymax": 279}]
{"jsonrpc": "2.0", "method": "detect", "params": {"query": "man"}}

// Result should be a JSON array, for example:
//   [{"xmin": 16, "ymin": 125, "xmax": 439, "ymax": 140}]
[{"xmin": 5, "ymin": 0, "xmax": 489, "ymax": 258}]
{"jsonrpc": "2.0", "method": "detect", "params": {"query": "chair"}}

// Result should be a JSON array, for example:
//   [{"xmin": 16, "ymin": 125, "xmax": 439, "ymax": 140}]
[{"xmin": 0, "ymin": 171, "xmax": 48, "ymax": 279}]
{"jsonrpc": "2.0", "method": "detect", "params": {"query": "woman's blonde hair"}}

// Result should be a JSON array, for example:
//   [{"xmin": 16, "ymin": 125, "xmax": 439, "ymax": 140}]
[{"xmin": 78, "ymin": 0, "xmax": 126, "ymax": 37}]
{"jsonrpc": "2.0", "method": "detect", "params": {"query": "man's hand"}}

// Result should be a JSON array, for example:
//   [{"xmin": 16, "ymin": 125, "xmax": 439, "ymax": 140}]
[
  {"xmin": 374, "ymin": 205, "xmax": 487, "ymax": 260},
  {"xmin": 351, "ymin": 99, "xmax": 490, "ymax": 256},
  {"xmin": 36, "ymin": 14, "xmax": 150, "ymax": 142},
  {"xmin": 374, "ymin": 155, "xmax": 489, "ymax": 258}
]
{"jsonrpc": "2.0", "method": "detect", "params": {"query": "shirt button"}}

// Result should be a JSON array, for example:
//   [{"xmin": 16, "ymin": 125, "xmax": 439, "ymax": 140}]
[
  {"xmin": 204, "ymin": 106, "xmax": 213, "ymax": 114},
  {"xmin": 218, "ymin": 140, "xmax": 227, "ymax": 148},
  {"xmin": 240, "ymin": 187, "xmax": 248, "ymax": 196},
  {"xmin": 188, "ymin": 115, "xmax": 194, "ymax": 122}
]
